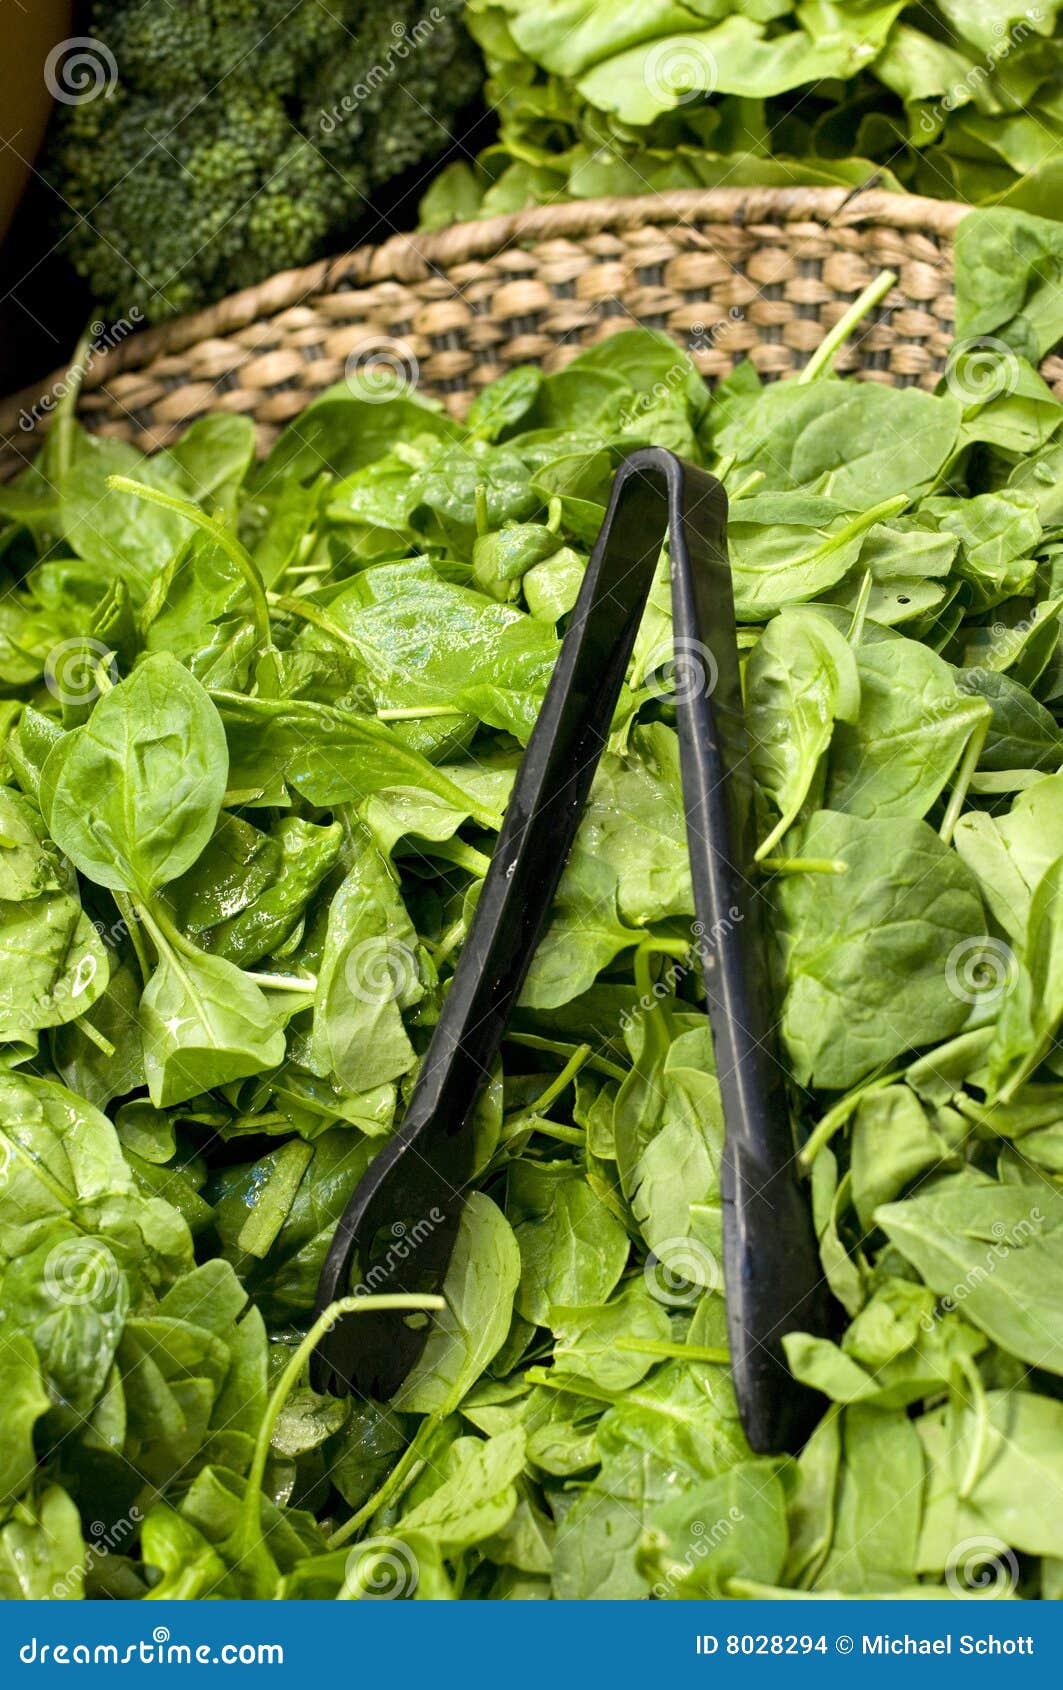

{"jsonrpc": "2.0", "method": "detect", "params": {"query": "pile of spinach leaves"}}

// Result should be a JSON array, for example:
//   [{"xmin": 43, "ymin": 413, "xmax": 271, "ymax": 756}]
[
  {"xmin": 423, "ymin": 0, "xmax": 1063, "ymax": 225},
  {"xmin": 2, "ymin": 206, "xmax": 1063, "ymax": 1601}
]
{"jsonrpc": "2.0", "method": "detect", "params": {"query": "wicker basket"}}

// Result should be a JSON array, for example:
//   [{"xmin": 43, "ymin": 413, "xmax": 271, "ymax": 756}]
[{"xmin": 3, "ymin": 187, "xmax": 1060, "ymax": 477}]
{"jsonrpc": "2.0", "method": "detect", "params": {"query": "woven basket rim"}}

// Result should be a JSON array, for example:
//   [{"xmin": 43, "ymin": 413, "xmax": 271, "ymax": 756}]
[{"xmin": 0, "ymin": 186, "xmax": 971, "ymax": 441}]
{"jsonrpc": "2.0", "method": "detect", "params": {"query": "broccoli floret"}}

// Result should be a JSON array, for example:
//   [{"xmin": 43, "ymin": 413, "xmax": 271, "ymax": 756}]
[{"xmin": 45, "ymin": 0, "xmax": 481, "ymax": 323}]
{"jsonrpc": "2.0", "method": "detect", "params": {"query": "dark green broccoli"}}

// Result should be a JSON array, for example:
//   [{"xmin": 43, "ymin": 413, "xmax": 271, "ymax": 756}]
[{"xmin": 44, "ymin": 0, "xmax": 482, "ymax": 323}]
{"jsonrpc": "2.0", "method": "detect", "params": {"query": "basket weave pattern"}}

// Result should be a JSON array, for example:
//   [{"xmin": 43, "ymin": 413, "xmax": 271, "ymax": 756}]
[{"xmin": 3, "ymin": 188, "xmax": 1061, "ymax": 472}]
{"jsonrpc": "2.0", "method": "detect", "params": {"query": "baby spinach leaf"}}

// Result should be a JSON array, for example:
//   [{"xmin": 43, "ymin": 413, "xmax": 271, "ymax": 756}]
[
  {"xmin": 397, "ymin": 1195, "xmax": 521, "ymax": 1418},
  {"xmin": 827, "ymin": 630, "xmax": 991, "ymax": 819},
  {"xmin": 0, "ymin": 1336, "xmax": 50, "ymax": 1505},
  {"xmin": 510, "ymin": 1159, "xmax": 630, "ymax": 1325},
  {"xmin": 716, "ymin": 381, "xmax": 961, "ymax": 505},
  {"xmin": 0, "ymin": 787, "xmax": 109, "ymax": 1042},
  {"xmin": 878, "ymin": 1168, "xmax": 1063, "ymax": 1370},
  {"xmin": 730, "ymin": 495, "xmax": 905, "ymax": 617},
  {"xmin": 140, "ymin": 945, "xmax": 286, "ymax": 1108},
  {"xmin": 44, "ymin": 655, "xmax": 228, "ymax": 895},
  {"xmin": 310, "ymin": 827, "xmax": 423, "ymax": 1093},
  {"xmin": 777, "ymin": 811, "xmax": 985, "ymax": 1088},
  {"xmin": 638, "ymin": 1461, "xmax": 789, "ymax": 1598},
  {"xmin": 749, "ymin": 608, "xmax": 860, "ymax": 854},
  {"xmin": 812, "ymin": 1406, "xmax": 924, "ymax": 1593}
]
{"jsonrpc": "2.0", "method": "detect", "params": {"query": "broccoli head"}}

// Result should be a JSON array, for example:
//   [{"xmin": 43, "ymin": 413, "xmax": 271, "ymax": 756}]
[{"xmin": 44, "ymin": 0, "xmax": 482, "ymax": 323}]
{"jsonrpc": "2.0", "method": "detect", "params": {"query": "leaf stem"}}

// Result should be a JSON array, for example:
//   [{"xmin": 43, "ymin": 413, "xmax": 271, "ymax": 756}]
[
  {"xmin": 956, "ymin": 1352, "xmax": 991, "ymax": 1501},
  {"xmin": 416, "ymin": 838, "xmax": 493, "ymax": 878},
  {"xmin": 135, "ymin": 895, "xmax": 202, "ymax": 964},
  {"xmin": 327, "ymin": 1413, "xmax": 441, "ymax": 1550},
  {"xmin": 244, "ymin": 970, "xmax": 318, "ymax": 993},
  {"xmin": 107, "ymin": 475, "xmax": 271, "ymax": 652},
  {"xmin": 846, "ymin": 569, "xmax": 873, "ymax": 647},
  {"xmin": 504, "ymin": 1114, "xmax": 585, "ymax": 1148},
  {"xmin": 113, "ymin": 891, "xmax": 152, "ymax": 985},
  {"xmin": 614, "ymin": 1338, "xmax": 729, "ymax": 1363},
  {"xmin": 240, "ymin": 1295, "xmax": 443, "ymax": 1564},
  {"xmin": 798, "ymin": 1066, "xmax": 905, "ymax": 1168},
  {"xmin": 76, "ymin": 1018, "xmax": 116, "ymax": 1058},
  {"xmin": 759, "ymin": 857, "xmax": 849, "ymax": 876},
  {"xmin": 939, "ymin": 712, "xmax": 990, "ymax": 847},
  {"xmin": 798, "ymin": 269, "xmax": 897, "ymax": 384},
  {"xmin": 376, "ymin": 705, "xmax": 466, "ymax": 721},
  {"xmin": 729, "ymin": 469, "xmax": 765, "ymax": 501},
  {"xmin": 268, "ymin": 592, "xmax": 363, "ymax": 657},
  {"xmin": 529, "ymin": 1043, "xmax": 592, "ymax": 1115}
]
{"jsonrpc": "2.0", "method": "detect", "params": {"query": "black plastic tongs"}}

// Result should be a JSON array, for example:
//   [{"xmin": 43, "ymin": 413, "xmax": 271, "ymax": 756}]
[{"xmin": 313, "ymin": 447, "xmax": 830, "ymax": 1453}]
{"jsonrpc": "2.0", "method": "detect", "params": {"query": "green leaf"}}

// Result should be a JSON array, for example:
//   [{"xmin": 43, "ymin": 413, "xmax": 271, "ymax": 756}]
[
  {"xmin": 397, "ymin": 1195, "xmax": 521, "ymax": 1417},
  {"xmin": 749, "ymin": 609, "xmax": 860, "ymax": 853},
  {"xmin": 0, "ymin": 1336, "xmax": 50, "ymax": 1505},
  {"xmin": 43, "ymin": 654, "xmax": 228, "ymax": 895},
  {"xmin": 777, "ymin": 812, "xmax": 986, "ymax": 1088},
  {"xmin": 878, "ymin": 1168, "xmax": 1063, "ymax": 1371},
  {"xmin": 140, "ymin": 944, "xmax": 286, "ymax": 1107}
]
